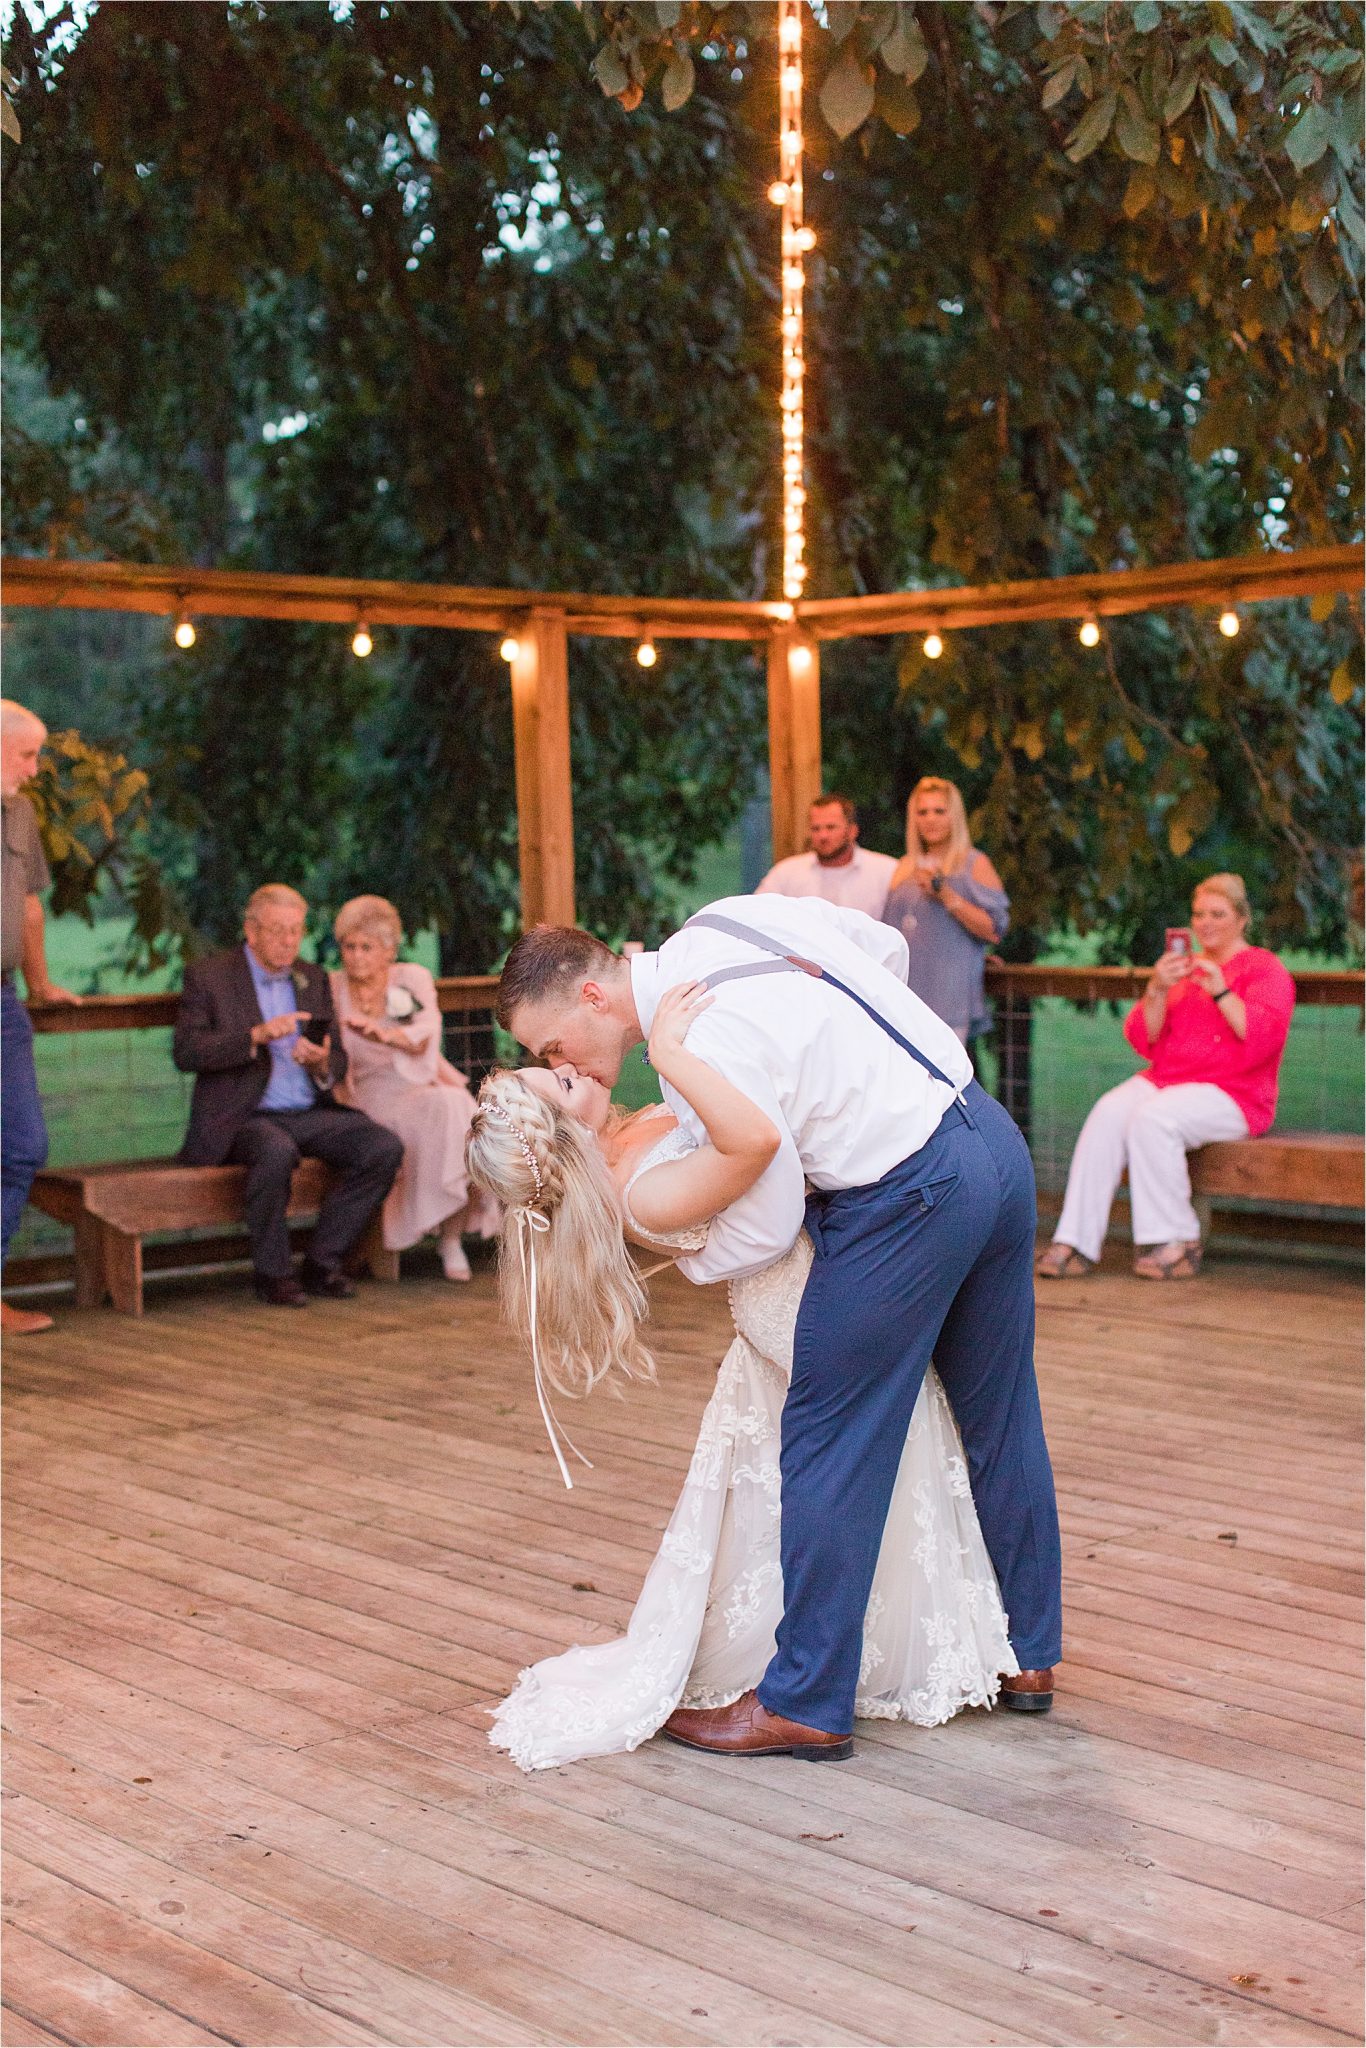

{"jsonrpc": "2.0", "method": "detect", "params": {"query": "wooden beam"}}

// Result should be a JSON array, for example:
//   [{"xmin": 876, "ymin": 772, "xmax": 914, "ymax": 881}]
[
  {"xmin": 766, "ymin": 628, "xmax": 822, "ymax": 863},
  {"xmin": 0, "ymin": 556, "xmax": 780, "ymax": 639},
  {"xmin": 509, "ymin": 610, "xmax": 576, "ymax": 929},
  {"xmin": 796, "ymin": 542, "xmax": 1364, "ymax": 639}
]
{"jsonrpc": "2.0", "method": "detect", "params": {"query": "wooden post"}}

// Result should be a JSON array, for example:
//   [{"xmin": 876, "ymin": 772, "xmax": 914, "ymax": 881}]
[
  {"xmin": 509, "ymin": 608, "xmax": 576, "ymax": 928},
  {"xmin": 766, "ymin": 627, "xmax": 822, "ymax": 863}
]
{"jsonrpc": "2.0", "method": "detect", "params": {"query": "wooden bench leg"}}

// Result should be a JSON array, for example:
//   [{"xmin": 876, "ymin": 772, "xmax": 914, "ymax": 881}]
[
  {"xmin": 1193, "ymin": 1194, "xmax": 1213, "ymax": 1242},
  {"xmin": 361, "ymin": 1213, "xmax": 400, "ymax": 1284},
  {"xmin": 102, "ymin": 1226, "xmax": 144, "ymax": 1317},
  {"xmin": 73, "ymin": 1212, "xmax": 106, "ymax": 1309}
]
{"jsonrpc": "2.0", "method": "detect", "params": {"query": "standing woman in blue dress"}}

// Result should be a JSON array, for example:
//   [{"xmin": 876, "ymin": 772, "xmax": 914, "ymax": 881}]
[{"xmin": 882, "ymin": 776, "xmax": 1010, "ymax": 1044}]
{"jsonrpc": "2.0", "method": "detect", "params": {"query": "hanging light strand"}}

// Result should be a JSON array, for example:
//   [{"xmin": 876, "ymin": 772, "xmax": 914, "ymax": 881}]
[{"xmin": 777, "ymin": 0, "xmax": 805, "ymax": 605}]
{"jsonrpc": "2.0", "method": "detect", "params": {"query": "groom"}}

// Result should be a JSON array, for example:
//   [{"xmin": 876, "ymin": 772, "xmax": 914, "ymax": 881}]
[{"xmin": 498, "ymin": 893, "xmax": 1063, "ymax": 1758}]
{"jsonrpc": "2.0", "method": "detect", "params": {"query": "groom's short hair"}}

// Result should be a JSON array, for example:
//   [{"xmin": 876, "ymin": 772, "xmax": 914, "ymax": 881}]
[{"xmin": 497, "ymin": 925, "xmax": 620, "ymax": 1029}]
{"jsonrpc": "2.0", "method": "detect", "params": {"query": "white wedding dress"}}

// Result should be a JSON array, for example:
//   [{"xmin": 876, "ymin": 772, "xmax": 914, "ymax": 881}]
[{"xmin": 490, "ymin": 1125, "xmax": 1018, "ymax": 1772}]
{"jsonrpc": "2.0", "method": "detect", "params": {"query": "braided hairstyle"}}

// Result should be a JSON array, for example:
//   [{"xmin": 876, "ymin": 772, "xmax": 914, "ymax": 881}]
[{"xmin": 466, "ymin": 1070, "xmax": 655, "ymax": 1399}]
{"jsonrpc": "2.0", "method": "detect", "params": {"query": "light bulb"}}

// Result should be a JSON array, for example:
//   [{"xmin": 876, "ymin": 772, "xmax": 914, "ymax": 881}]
[
  {"xmin": 784, "ymin": 265, "xmax": 804, "ymax": 292},
  {"xmin": 173, "ymin": 614, "xmax": 196, "ymax": 650},
  {"xmin": 780, "ymin": 14, "xmax": 800, "ymax": 48},
  {"xmin": 774, "ymin": 601, "xmax": 795, "ymax": 620},
  {"xmin": 768, "ymin": 180, "xmax": 790, "ymax": 205},
  {"xmin": 789, "ymin": 643, "xmax": 813, "ymax": 674},
  {"xmin": 795, "ymin": 226, "xmax": 816, "ymax": 251},
  {"xmin": 1218, "ymin": 608, "xmax": 1240, "ymax": 638},
  {"xmin": 781, "ymin": 65, "xmax": 801, "ymax": 92},
  {"xmin": 351, "ymin": 623, "xmax": 373, "ymax": 658},
  {"xmin": 1079, "ymin": 617, "xmax": 1101, "ymax": 648},
  {"xmin": 923, "ymin": 632, "xmax": 945, "ymax": 660},
  {"xmin": 782, "ymin": 128, "xmax": 800, "ymax": 156},
  {"xmin": 499, "ymin": 635, "xmax": 520, "ymax": 663},
  {"xmin": 635, "ymin": 639, "xmax": 657, "ymax": 668}
]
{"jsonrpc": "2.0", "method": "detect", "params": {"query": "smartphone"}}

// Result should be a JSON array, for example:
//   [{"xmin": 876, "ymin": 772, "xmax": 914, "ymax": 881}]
[
  {"xmin": 300, "ymin": 1014, "xmax": 330, "ymax": 1045},
  {"xmin": 1164, "ymin": 927, "xmax": 1193, "ymax": 958}
]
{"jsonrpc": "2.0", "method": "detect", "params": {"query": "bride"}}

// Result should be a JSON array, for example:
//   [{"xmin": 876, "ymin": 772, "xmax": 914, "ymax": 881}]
[{"xmin": 466, "ymin": 980, "xmax": 1017, "ymax": 1772}]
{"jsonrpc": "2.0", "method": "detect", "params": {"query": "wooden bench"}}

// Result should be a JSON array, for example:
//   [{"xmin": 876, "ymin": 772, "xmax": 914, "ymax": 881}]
[
  {"xmin": 1187, "ymin": 1130, "xmax": 1365, "ymax": 1244},
  {"xmin": 29, "ymin": 1157, "xmax": 398, "ymax": 1317}
]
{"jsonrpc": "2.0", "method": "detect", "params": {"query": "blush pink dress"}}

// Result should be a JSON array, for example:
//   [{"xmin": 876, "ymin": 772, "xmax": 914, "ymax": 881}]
[{"xmin": 330, "ymin": 963, "xmax": 498, "ymax": 1251}]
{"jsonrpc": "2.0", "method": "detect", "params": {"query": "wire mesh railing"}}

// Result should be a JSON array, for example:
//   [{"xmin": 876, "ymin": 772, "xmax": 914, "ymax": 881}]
[{"xmin": 6, "ymin": 964, "xmax": 1361, "ymax": 1273}]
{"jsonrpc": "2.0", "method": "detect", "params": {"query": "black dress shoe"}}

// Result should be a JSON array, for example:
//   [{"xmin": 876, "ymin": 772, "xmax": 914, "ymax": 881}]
[
  {"xmin": 300, "ymin": 1260, "xmax": 356, "ymax": 1300},
  {"xmin": 254, "ymin": 1273, "xmax": 309, "ymax": 1308}
]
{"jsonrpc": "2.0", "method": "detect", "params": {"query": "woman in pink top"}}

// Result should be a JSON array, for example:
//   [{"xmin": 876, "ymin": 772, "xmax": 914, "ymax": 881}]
[{"xmin": 1037, "ymin": 874, "xmax": 1295, "ymax": 1281}]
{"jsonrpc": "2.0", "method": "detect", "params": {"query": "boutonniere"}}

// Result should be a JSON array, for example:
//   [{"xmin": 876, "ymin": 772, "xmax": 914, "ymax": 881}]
[
  {"xmin": 385, "ymin": 980, "xmax": 424, "ymax": 1025},
  {"xmin": 290, "ymin": 966, "xmax": 310, "ymax": 1006}
]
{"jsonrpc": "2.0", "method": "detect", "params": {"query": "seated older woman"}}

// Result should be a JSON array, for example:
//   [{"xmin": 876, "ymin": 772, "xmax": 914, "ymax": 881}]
[
  {"xmin": 330, "ymin": 895, "xmax": 497, "ymax": 1281},
  {"xmin": 1037, "ymin": 873, "xmax": 1295, "ymax": 1282}
]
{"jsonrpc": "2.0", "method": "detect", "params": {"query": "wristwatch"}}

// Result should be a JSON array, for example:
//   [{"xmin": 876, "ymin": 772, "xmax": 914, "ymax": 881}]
[
  {"xmin": 1212, "ymin": 986, "xmax": 1232, "ymax": 1003},
  {"xmin": 930, "ymin": 873, "xmax": 944, "ymax": 895}
]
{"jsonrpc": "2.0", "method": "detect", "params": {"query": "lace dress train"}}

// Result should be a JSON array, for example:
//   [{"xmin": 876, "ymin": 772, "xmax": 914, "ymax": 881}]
[{"xmin": 491, "ymin": 1131, "xmax": 1017, "ymax": 1771}]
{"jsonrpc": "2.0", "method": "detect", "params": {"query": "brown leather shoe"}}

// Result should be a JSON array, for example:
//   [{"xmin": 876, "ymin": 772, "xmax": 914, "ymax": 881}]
[
  {"xmin": 1, "ymin": 1301, "xmax": 54, "ymax": 1335},
  {"xmin": 254, "ymin": 1273, "xmax": 310, "ymax": 1308},
  {"xmin": 1000, "ymin": 1667, "xmax": 1055, "ymax": 1714},
  {"xmin": 663, "ymin": 1689, "xmax": 853, "ymax": 1761}
]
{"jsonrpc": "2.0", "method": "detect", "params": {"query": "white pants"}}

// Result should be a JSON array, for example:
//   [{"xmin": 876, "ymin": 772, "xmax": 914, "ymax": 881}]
[{"xmin": 1053, "ymin": 1075, "xmax": 1250, "ymax": 1262}]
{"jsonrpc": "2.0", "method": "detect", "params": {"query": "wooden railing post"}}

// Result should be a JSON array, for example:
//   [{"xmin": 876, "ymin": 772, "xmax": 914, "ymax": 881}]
[
  {"xmin": 766, "ymin": 627, "xmax": 821, "ymax": 863},
  {"xmin": 510, "ymin": 608, "xmax": 576, "ymax": 929}
]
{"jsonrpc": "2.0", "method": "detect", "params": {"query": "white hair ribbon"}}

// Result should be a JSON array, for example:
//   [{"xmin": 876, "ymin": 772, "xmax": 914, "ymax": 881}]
[{"xmin": 514, "ymin": 1204, "xmax": 593, "ymax": 1492}]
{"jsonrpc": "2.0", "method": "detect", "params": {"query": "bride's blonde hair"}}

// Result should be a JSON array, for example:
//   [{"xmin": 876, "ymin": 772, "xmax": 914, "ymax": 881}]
[{"xmin": 466, "ymin": 1069, "xmax": 656, "ymax": 1401}]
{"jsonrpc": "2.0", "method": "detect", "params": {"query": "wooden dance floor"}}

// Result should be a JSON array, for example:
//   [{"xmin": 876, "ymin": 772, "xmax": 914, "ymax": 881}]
[{"xmin": 3, "ymin": 1252, "xmax": 1362, "ymax": 2046}]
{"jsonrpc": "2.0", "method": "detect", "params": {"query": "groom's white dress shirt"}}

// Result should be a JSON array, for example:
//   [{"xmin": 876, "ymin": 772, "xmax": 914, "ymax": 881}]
[{"xmin": 629, "ymin": 894, "xmax": 974, "ymax": 1284}]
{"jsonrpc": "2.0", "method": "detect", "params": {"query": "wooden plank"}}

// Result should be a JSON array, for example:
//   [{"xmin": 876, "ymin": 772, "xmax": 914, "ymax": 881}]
[
  {"xmin": 0, "ymin": 1923, "xmax": 228, "ymax": 2048},
  {"xmin": 798, "ymin": 541, "xmax": 1365, "ymax": 636},
  {"xmin": 1191, "ymin": 1135, "xmax": 1365, "ymax": 1207},
  {"xmin": 510, "ymin": 609, "xmax": 575, "ymax": 929},
  {"xmin": 26, "ymin": 975, "xmax": 498, "ymax": 1035},
  {"xmin": 4, "ymin": 1259, "xmax": 1360, "ymax": 2048}
]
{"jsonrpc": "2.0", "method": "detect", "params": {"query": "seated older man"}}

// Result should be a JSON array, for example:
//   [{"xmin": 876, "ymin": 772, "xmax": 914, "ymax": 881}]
[{"xmin": 173, "ymin": 884, "xmax": 403, "ymax": 1306}]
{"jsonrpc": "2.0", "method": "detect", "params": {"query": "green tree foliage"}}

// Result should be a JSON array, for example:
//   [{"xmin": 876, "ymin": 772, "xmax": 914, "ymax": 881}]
[
  {"xmin": 3, "ymin": 1, "xmax": 771, "ymax": 962},
  {"xmin": 24, "ymin": 727, "xmax": 198, "ymax": 969},
  {"xmin": 582, "ymin": 0, "xmax": 1365, "ymax": 953},
  {"xmin": 3, "ymin": 1, "xmax": 1361, "ymax": 967}
]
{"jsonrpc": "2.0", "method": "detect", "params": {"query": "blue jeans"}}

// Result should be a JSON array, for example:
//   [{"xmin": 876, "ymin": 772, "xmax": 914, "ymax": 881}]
[
  {"xmin": 2, "ymin": 978, "xmax": 49, "ymax": 1267},
  {"xmin": 758, "ymin": 1081, "xmax": 1063, "ymax": 1734}
]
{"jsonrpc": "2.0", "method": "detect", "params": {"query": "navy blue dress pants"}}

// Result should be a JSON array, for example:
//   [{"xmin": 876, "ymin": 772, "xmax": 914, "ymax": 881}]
[
  {"xmin": 757, "ymin": 1080, "xmax": 1063, "ymax": 1735},
  {"xmin": 1, "ymin": 978, "xmax": 49, "ymax": 1267}
]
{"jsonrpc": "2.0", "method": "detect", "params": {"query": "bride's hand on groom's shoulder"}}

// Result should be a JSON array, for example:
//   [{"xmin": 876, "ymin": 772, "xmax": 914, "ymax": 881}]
[{"xmin": 648, "ymin": 980, "xmax": 714, "ymax": 1068}]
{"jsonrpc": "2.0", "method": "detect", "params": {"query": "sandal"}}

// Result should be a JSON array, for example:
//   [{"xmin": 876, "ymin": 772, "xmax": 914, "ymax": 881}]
[
  {"xmin": 1035, "ymin": 1242, "xmax": 1095, "ymax": 1279},
  {"xmin": 1132, "ymin": 1240, "xmax": 1203, "ymax": 1281}
]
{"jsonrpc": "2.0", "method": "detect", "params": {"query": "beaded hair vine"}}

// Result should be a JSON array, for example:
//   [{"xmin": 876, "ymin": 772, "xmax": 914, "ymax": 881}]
[{"xmin": 479, "ymin": 1095, "xmax": 544, "ymax": 1203}]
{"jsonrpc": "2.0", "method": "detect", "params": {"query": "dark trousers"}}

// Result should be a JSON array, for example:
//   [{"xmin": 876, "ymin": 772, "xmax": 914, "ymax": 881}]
[
  {"xmin": 227, "ymin": 1105, "xmax": 403, "ymax": 1279},
  {"xmin": 758, "ymin": 1081, "xmax": 1063, "ymax": 1734},
  {"xmin": 2, "ymin": 978, "xmax": 49, "ymax": 1267}
]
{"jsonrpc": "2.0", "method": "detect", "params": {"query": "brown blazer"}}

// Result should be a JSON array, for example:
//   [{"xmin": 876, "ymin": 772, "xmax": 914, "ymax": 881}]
[{"xmin": 173, "ymin": 947, "xmax": 347, "ymax": 1166}]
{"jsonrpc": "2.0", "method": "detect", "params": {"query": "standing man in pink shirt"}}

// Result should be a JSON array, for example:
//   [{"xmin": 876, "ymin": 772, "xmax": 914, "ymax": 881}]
[
  {"xmin": 1038, "ymin": 873, "xmax": 1295, "ymax": 1282},
  {"xmin": 757, "ymin": 792, "xmax": 898, "ymax": 921}
]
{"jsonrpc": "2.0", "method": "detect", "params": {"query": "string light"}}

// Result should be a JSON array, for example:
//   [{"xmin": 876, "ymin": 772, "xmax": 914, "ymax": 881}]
[
  {"xmin": 777, "ymin": 0, "xmax": 806, "ymax": 606},
  {"xmin": 499, "ymin": 634, "xmax": 521, "ymax": 663},
  {"xmin": 351, "ymin": 620, "xmax": 373, "ymax": 658},
  {"xmin": 1079, "ymin": 617, "xmax": 1101, "ymax": 648},
  {"xmin": 923, "ymin": 631, "xmax": 944, "ymax": 660},
  {"xmin": 635, "ymin": 638, "xmax": 658, "ymax": 668},
  {"xmin": 1218, "ymin": 607, "xmax": 1240, "ymax": 638},
  {"xmin": 173, "ymin": 606, "xmax": 196, "ymax": 650}
]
